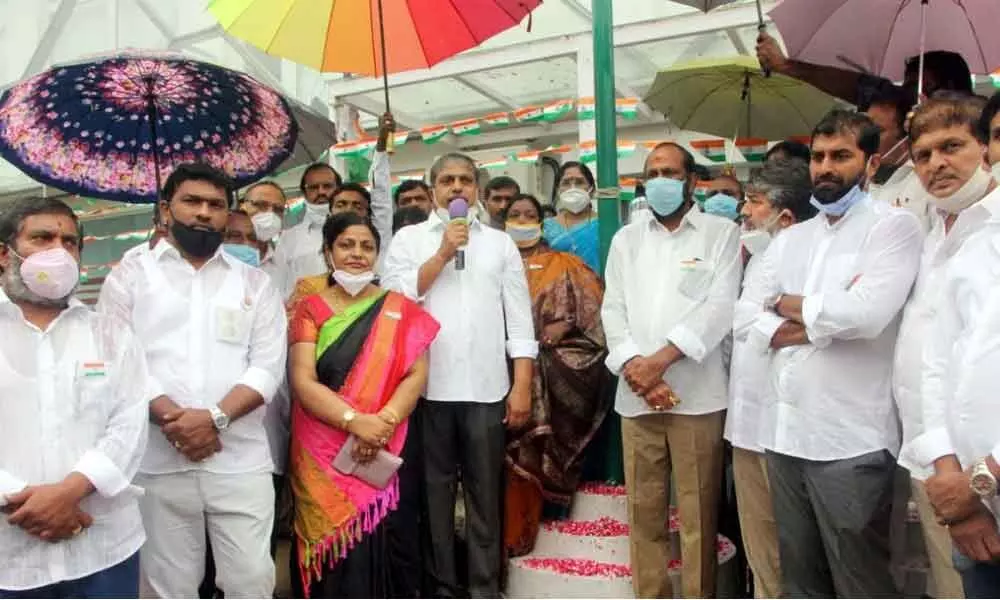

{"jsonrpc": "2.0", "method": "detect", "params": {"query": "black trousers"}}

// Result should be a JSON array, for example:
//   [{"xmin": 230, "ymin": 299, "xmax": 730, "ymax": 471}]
[
  {"xmin": 422, "ymin": 400, "xmax": 506, "ymax": 599},
  {"xmin": 767, "ymin": 449, "xmax": 900, "ymax": 598}
]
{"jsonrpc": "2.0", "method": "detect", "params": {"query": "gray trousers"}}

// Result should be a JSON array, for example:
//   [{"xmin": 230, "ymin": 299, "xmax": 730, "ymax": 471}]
[
  {"xmin": 766, "ymin": 449, "xmax": 901, "ymax": 598},
  {"xmin": 422, "ymin": 399, "xmax": 506, "ymax": 598}
]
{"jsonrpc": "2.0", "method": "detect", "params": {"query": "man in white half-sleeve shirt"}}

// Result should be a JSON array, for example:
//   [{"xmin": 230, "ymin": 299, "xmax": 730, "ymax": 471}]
[
  {"xmin": 602, "ymin": 142, "xmax": 741, "ymax": 599},
  {"xmin": 903, "ymin": 91, "xmax": 1000, "ymax": 598},
  {"xmin": 383, "ymin": 152, "xmax": 536, "ymax": 598},
  {"xmin": 727, "ymin": 158, "xmax": 816, "ymax": 599},
  {"xmin": 893, "ymin": 95, "xmax": 995, "ymax": 600},
  {"xmin": 97, "ymin": 163, "xmax": 287, "ymax": 599},
  {"xmin": 0, "ymin": 197, "xmax": 150, "ymax": 598},
  {"xmin": 747, "ymin": 110, "xmax": 921, "ymax": 597}
]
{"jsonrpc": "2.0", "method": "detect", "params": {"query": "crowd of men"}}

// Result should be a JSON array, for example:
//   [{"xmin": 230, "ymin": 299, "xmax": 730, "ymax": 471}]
[{"xmin": 5, "ymin": 60, "xmax": 1000, "ymax": 600}]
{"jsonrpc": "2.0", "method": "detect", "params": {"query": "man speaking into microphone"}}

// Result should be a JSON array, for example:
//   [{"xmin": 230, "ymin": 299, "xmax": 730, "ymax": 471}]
[{"xmin": 384, "ymin": 152, "xmax": 536, "ymax": 597}]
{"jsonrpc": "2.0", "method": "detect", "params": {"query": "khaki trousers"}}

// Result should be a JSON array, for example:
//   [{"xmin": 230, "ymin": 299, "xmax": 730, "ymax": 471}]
[
  {"xmin": 733, "ymin": 447, "xmax": 781, "ymax": 599},
  {"xmin": 622, "ymin": 411, "xmax": 724, "ymax": 599},
  {"xmin": 913, "ymin": 478, "xmax": 965, "ymax": 598}
]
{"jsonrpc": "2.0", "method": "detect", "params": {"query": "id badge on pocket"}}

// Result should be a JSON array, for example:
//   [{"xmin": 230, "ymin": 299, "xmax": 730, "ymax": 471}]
[
  {"xmin": 215, "ymin": 306, "xmax": 250, "ymax": 344},
  {"xmin": 678, "ymin": 259, "xmax": 712, "ymax": 301}
]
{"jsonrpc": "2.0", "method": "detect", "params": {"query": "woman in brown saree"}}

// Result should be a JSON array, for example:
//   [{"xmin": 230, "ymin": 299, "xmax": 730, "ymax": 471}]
[{"xmin": 502, "ymin": 193, "xmax": 612, "ymax": 557}]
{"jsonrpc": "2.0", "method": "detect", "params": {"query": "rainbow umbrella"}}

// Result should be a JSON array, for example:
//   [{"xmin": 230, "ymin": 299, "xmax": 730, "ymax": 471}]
[{"xmin": 209, "ymin": 0, "xmax": 541, "ymax": 113}]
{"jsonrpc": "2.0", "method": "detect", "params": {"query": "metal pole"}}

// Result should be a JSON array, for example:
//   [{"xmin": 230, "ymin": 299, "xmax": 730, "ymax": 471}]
[{"xmin": 592, "ymin": 0, "xmax": 619, "ymax": 276}]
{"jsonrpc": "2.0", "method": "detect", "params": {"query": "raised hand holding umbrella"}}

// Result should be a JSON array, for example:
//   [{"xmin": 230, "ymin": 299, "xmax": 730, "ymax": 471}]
[{"xmin": 672, "ymin": 0, "xmax": 771, "ymax": 75}]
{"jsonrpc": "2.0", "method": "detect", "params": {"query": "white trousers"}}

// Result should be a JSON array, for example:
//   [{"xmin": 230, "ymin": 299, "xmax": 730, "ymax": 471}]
[{"xmin": 136, "ymin": 471, "xmax": 275, "ymax": 599}]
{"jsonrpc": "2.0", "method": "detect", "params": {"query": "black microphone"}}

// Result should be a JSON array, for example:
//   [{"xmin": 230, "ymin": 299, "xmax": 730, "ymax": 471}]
[{"xmin": 448, "ymin": 198, "xmax": 469, "ymax": 271}]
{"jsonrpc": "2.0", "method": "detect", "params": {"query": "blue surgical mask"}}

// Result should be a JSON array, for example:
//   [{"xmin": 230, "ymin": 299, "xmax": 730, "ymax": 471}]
[
  {"xmin": 810, "ymin": 184, "xmax": 865, "ymax": 217},
  {"xmin": 703, "ymin": 193, "xmax": 740, "ymax": 221},
  {"xmin": 223, "ymin": 243, "xmax": 261, "ymax": 267},
  {"xmin": 644, "ymin": 177, "xmax": 687, "ymax": 217}
]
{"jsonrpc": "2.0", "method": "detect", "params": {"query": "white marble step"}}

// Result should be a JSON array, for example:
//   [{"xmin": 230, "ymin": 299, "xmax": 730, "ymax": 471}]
[
  {"xmin": 532, "ymin": 517, "xmax": 631, "ymax": 564},
  {"xmin": 506, "ymin": 556, "xmax": 641, "ymax": 599},
  {"xmin": 569, "ymin": 483, "xmax": 628, "ymax": 522}
]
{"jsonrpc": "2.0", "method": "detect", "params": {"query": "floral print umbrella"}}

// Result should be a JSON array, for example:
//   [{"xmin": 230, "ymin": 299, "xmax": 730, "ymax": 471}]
[{"xmin": 0, "ymin": 51, "xmax": 297, "ymax": 203}]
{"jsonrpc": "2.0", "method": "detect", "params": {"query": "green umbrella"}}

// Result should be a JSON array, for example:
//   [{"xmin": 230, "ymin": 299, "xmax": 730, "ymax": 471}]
[{"xmin": 644, "ymin": 56, "xmax": 838, "ymax": 140}]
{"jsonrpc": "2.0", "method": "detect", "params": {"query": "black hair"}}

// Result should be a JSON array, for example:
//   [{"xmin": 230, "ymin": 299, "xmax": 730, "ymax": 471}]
[
  {"xmin": 228, "ymin": 209, "xmax": 251, "ymax": 219},
  {"xmin": 540, "ymin": 204, "xmax": 557, "ymax": 219},
  {"xmin": 765, "ymin": 140, "xmax": 811, "ymax": 163},
  {"xmin": 393, "ymin": 179, "xmax": 431, "ymax": 206},
  {"xmin": 429, "ymin": 153, "xmax": 480, "ymax": 185},
  {"xmin": 161, "ymin": 162, "xmax": 235, "ymax": 206},
  {"xmin": 0, "ymin": 196, "xmax": 83, "ymax": 251},
  {"xmin": 553, "ymin": 161, "xmax": 596, "ymax": 203},
  {"xmin": 978, "ymin": 91, "xmax": 1000, "ymax": 146},
  {"xmin": 485, "ymin": 176, "xmax": 521, "ymax": 197},
  {"xmin": 322, "ymin": 212, "xmax": 381, "ymax": 254},
  {"xmin": 911, "ymin": 94, "xmax": 990, "ymax": 146},
  {"xmin": 692, "ymin": 164, "xmax": 711, "ymax": 181},
  {"xmin": 643, "ymin": 142, "xmax": 697, "ymax": 177},
  {"xmin": 332, "ymin": 182, "xmax": 373, "ymax": 219},
  {"xmin": 299, "ymin": 162, "xmax": 342, "ymax": 195},
  {"xmin": 866, "ymin": 85, "xmax": 916, "ymax": 136},
  {"xmin": 811, "ymin": 109, "xmax": 881, "ymax": 159},
  {"xmin": 905, "ymin": 51, "xmax": 973, "ymax": 95},
  {"xmin": 242, "ymin": 180, "xmax": 286, "ymax": 202},
  {"xmin": 501, "ymin": 193, "xmax": 545, "ymax": 224},
  {"xmin": 749, "ymin": 158, "xmax": 818, "ymax": 223},
  {"xmin": 392, "ymin": 206, "xmax": 429, "ymax": 234}
]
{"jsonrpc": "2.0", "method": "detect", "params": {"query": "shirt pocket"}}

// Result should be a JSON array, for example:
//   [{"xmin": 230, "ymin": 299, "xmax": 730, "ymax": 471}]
[
  {"xmin": 678, "ymin": 259, "xmax": 715, "ymax": 302},
  {"xmin": 211, "ymin": 302, "xmax": 253, "ymax": 347},
  {"xmin": 74, "ymin": 372, "xmax": 114, "ymax": 425},
  {"xmin": 823, "ymin": 252, "xmax": 860, "ymax": 291}
]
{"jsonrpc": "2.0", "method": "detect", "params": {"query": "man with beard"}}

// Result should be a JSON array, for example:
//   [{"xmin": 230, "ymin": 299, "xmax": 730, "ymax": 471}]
[
  {"xmin": 601, "ymin": 142, "xmax": 741, "ymax": 598},
  {"xmin": 383, "ymin": 152, "xmax": 536, "ymax": 598},
  {"xmin": 747, "ymin": 110, "xmax": 922, "ymax": 597},
  {"xmin": 0, "ymin": 197, "xmax": 151, "ymax": 598},
  {"xmin": 727, "ymin": 158, "xmax": 816, "ymax": 598},
  {"xmin": 97, "ymin": 163, "xmax": 287, "ymax": 598}
]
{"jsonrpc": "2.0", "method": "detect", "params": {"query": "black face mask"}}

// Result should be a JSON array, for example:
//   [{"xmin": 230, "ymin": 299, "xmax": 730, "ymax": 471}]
[{"xmin": 170, "ymin": 218, "xmax": 223, "ymax": 258}]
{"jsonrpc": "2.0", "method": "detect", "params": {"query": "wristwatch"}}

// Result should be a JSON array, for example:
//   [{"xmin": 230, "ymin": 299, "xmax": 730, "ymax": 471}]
[
  {"xmin": 970, "ymin": 459, "xmax": 998, "ymax": 499},
  {"xmin": 209, "ymin": 406, "xmax": 230, "ymax": 432},
  {"xmin": 342, "ymin": 409, "xmax": 357, "ymax": 431}
]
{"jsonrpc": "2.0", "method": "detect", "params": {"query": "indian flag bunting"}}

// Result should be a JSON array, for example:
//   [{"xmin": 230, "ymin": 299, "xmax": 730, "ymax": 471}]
[
  {"xmin": 620, "ymin": 177, "xmax": 638, "ymax": 202},
  {"xmin": 735, "ymin": 137, "xmax": 769, "ymax": 163},
  {"xmin": 83, "ymin": 228, "xmax": 153, "ymax": 243},
  {"xmin": 420, "ymin": 125, "xmax": 450, "ymax": 145},
  {"xmin": 515, "ymin": 106, "xmax": 545, "ymax": 123},
  {"xmin": 483, "ymin": 112, "xmax": 511, "ymax": 127},
  {"xmin": 541, "ymin": 100, "xmax": 575, "ymax": 122},
  {"xmin": 286, "ymin": 197, "xmax": 306, "ymax": 221},
  {"xmin": 694, "ymin": 182, "xmax": 711, "ymax": 205},
  {"xmin": 331, "ymin": 140, "xmax": 376, "ymax": 158},
  {"xmin": 691, "ymin": 139, "xmax": 727, "ymax": 163},
  {"xmin": 544, "ymin": 144, "xmax": 572, "ymax": 154},
  {"xmin": 393, "ymin": 131, "xmax": 411, "ymax": 146},
  {"xmin": 579, "ymin": 140, "xmax": 598, "ymax": 164},
  {"xmin": 617, "ymin": 141, "xmax": 637, "ymax": 158},
  {"xmin": 450, "ymin": 118, "xmax": 482, "ymax": 137},
  {"xmin": 577, "ymin": 97, "xmax": 595, "ymax": 120},
  {"xmin": 616, "ymin": 98, "xmax": 640, "ymax": 120},
  {"xmin": 398, "ymin": 173, "xmax": 424, "ymax": 182},
  {"xmin": 478, "ymin": 158, "xmax": 508, "ymax": 170},
  {"xmin": 511, "ymin": 150, "xmax": 541, "ymax": 164}
]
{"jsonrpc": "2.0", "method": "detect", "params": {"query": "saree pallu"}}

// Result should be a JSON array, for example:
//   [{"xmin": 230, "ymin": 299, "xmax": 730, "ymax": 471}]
[
  {"xmin": 288, "ymin": 290, "xmax": 439, "ymax": 596},
  {"xmin": 504, "ymin": 249, "xmax": 612, "ymax": 556},
  {"xmin": 542, "ymin": 216, "xmax": 600, "ymax": 274}
]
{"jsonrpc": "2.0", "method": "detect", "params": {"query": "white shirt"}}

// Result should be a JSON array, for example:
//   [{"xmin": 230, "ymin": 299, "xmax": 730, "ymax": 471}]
[
  {"xmin": 905, "ymin": 191, "xmax": 1000, "ymax": 519},
  {"xmin": 271, "ymin": 152, "xmax": 394, "ymax": 299},
  {"xmin": 746, "ymin": 196, "xmax": 922, "ymax": 460},
  {"xmin": 870, "ymin": 161, "xmax": 931, "ymax": 231},
  {"xmin": 382, "ymin": 211, "xmax": 538, "ymax": 403},
  {"xmin": 602, "ymin": 205, "xmax": 742, "ymax": 418},
  {"xmin": 257, "ymin": 245, "xmax": 291, "ymax": 475},
  {"xmin": 0, "ymin": 292, "xmax": 150, "ymax": 591},
  {"xmin": 893, "ymin": 195, "xmax": 994, "ymax": 478},
  {"xmin": 97, "ymin": 240, "xmax": 287, "ymax": 475},
  {"xmin": 726, "ymin": 251, "xmax": 771, "ymax": 452}
]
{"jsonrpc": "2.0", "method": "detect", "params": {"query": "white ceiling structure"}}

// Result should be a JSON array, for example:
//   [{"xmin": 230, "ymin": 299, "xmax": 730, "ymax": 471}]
[{"xmin": 0, "ymin": 0, "xmax": 777, "ymax": 196}]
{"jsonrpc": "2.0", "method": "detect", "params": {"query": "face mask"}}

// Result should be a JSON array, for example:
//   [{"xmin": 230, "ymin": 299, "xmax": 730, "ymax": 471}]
[
  {"xmin": 331, "ymin": 269, "xmax": 375, "ymax": 296},
  {"xmin": 991, "ymin": 162, "xmax": 1000, "ymax": 181},
  {"xmin": 929, "ymin": 166, "xmax": 994, "ymax": 214},
  {"xmin": 305, "ymin": 201, "xmax": 329, "ymax": 226},
  {"xmin": 223, "ymin": 243, "xmax": 261, "ymax": 267},
  {"xmin": 740, "ymin": 229, "xmax": 772, "ymax": 255},
  {"xmin": 170, "ymin": 218, "xmax": 223, "ymax": 258},
  {"xmin": 11, "ymin": 247, "xmax": 80, "ymax": 300},
  {"xmin": 558, "ymin": 188, "xmax": 592, "ymax": 214},
  {"xmin": 506, "ymin": 222, "xmax": 543, "ymax": 248},
  {"xmin": 809, "ymin": 184, "xmax": 865, "ymax": 217},
  {"xmin": 251, "ymin": 211, "xmax": 282, "ymax": 242},
  {"xmin": 645, "ymin": 177, "xmax": 687, "ymax": 217},
  {"xmin": 703, "ymin": 194, "xmax": 740, "ymax": 221}
]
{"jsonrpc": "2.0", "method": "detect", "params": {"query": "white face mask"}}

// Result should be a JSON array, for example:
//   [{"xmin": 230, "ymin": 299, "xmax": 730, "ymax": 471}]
[
  {"xmin": 991, "ymin": 162, "xmax": 1000, "ymax": 182},
  {"xmin": 740, "ymin": 229, "xmax": 771, "ymax": 255},
  {"xmin": 331, "ymin": 269, "xmax": 375, "ymax": 296},
  {"xmin": 304, "ymin": 201, "xmax": 329, "ymax": 226},
  {"xmin": 251, "ymin": 211, "xmax": 282, "ymax": 242},
  {"xmin": 929, "ymin": 165, "xmax": 993, "ymax": 214},
  {"xmin": 558, "ymin": 188, "xmax": 592, "ymax": 214}
]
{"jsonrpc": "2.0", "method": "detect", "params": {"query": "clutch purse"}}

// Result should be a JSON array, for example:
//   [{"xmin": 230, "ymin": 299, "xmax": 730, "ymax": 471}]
[{"xmin": 331, "ymin": 435, "xmax": 403, "ymax": 489}]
